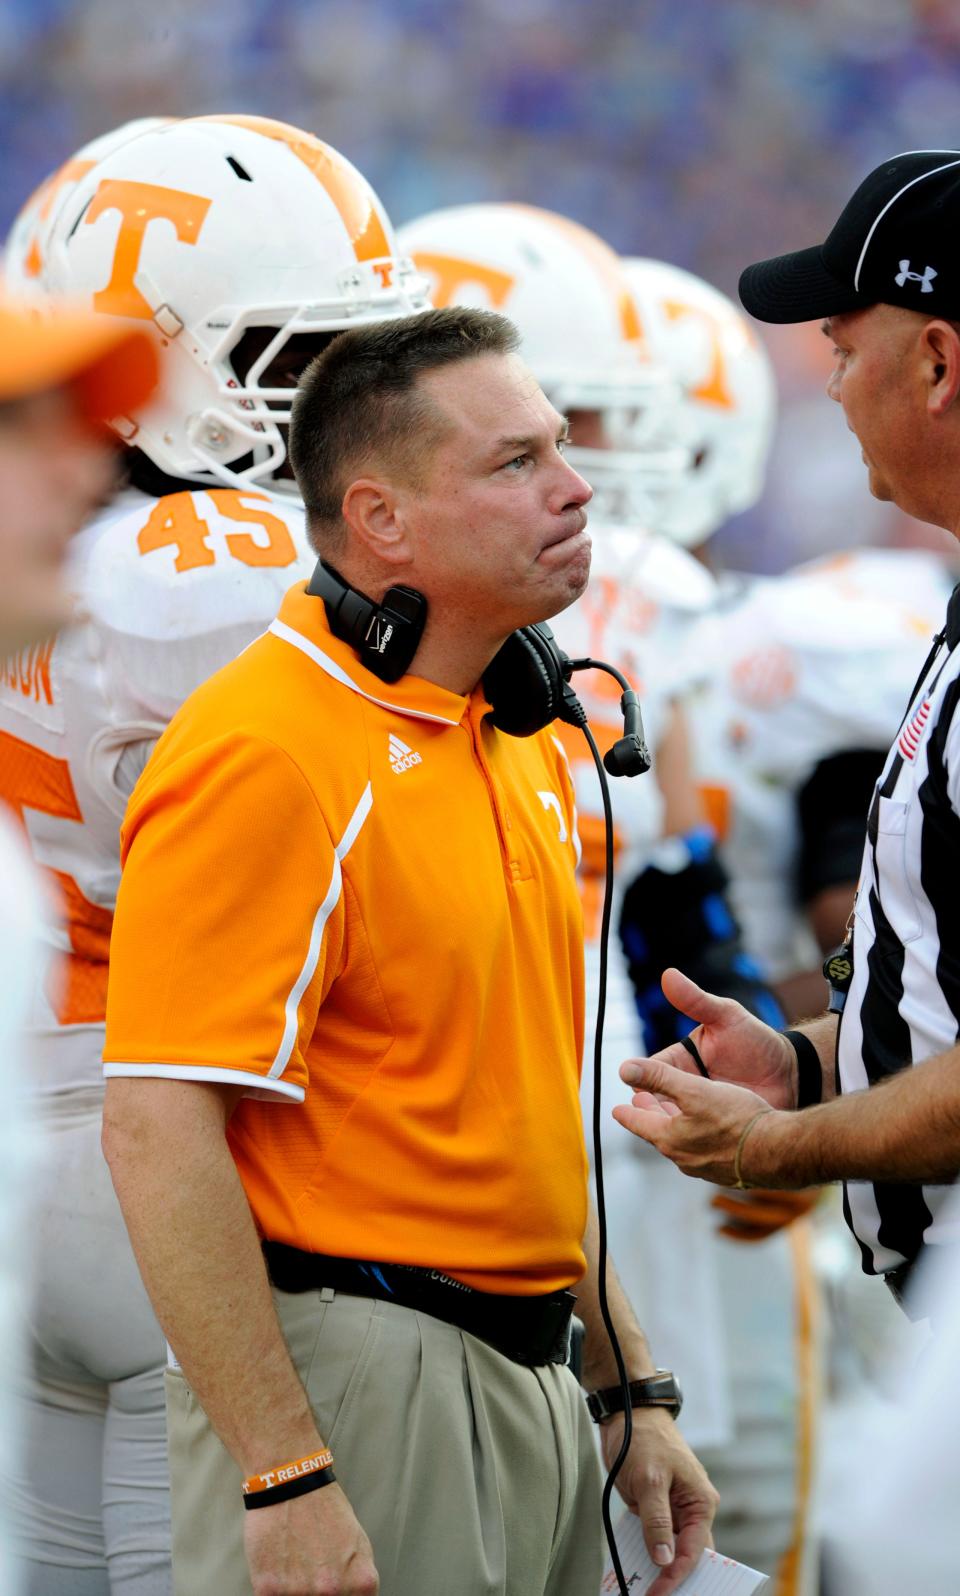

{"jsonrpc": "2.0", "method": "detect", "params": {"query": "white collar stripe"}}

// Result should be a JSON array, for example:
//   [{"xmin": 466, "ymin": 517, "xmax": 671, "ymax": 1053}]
[{"xmin": 268, "ymin": 619, "xmax": 461, "ymax": 726}]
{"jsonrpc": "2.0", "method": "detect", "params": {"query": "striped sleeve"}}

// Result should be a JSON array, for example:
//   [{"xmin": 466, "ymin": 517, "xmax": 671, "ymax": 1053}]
[{"xmin": 104, "ymin": 733, "xmax": 351, "ymax": 1101}]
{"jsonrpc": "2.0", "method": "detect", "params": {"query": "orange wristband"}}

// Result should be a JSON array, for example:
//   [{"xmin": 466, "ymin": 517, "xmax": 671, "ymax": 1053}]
[{"xmin": 242, "ymin": 1449, "xmax": 334, "ymax": 1497}]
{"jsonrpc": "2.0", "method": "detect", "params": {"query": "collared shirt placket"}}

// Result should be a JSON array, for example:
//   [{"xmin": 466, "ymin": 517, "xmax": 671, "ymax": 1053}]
[{"xmin": 462, "ymin": 696, "xmax": 528, "ymax": 885}]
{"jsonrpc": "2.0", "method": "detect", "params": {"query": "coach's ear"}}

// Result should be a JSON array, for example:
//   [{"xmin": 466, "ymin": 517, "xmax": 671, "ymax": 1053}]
[
  {"xmin": 922, "ymin": 319, "xmax": 960, "ymax": 416},
  {"xmin": 340, "ymin": 477, "xmax": 414, "ymax": 569}
]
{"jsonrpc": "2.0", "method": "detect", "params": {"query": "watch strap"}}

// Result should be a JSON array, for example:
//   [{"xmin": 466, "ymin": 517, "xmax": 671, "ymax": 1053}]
[{"xmin": 586, "ymin": 1370, "xmax": 681, "ymax": 1424}]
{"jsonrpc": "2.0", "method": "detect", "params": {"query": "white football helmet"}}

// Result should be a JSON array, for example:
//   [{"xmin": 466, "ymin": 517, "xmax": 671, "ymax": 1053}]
[
  {"xmin": 38, "ymin": 114, "xmax": 429, "ymax": 495},
  {"xmin": 4, "ymin": 119, "xmax": 175, "ymax": 294},
  {"xmin": 397, "ymin": 203, "xmax": 688, "ymax": 526},
  {"xmin": 622, "ymin": 258, "xmax": 777, "ymax": 547}
]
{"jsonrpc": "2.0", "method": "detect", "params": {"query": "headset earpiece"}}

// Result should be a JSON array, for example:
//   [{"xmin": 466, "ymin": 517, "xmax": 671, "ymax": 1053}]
[
  {"xmin": 307, "ymin": 558, "xmax": 427, "ymax": 683},
  {"xmin": 483, "ymin": 623, "xmax": 586, "ymax": 736}
]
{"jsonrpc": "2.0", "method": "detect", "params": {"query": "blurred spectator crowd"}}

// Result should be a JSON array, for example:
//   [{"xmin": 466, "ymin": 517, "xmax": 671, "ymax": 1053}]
[{"xmin": 3, "ymin": 0, "xmax": 959, "ymax": 569}]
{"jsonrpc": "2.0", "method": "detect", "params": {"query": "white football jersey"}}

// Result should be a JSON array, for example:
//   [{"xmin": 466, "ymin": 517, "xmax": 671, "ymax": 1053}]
[
  {"xmin": 688, "ymin": 548, "xmax": 957, "ymax": 978},
  {"xmin": 0, "ymin": 486, "xmax": 314, "ymax": 1091},
  {"xmin": 552, "ymin": 527, "xmax": 717, "ymax": 1119},
  {"xmin": 554, "ymin": 526, "xmax": 716, "ymax": 918},
  {"xmin": 557, "ymin": 528, "xmax": 735, "ymax": 1448}
]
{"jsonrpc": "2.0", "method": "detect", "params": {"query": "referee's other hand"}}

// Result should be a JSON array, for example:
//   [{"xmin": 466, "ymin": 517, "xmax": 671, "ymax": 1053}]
[{"xmin": 619, "ymin": 967, "xmax": 797, "ymax": 1110}]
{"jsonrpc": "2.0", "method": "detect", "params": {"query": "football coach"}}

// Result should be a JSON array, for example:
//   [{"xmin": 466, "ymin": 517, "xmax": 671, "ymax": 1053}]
[
  {"xmin": 102, "ymin": 307, "xmax": 716, "ymax": 1596},
  {"xmin": 613, "ymin": 151, "xmax": 960, "ymax": 1312}
]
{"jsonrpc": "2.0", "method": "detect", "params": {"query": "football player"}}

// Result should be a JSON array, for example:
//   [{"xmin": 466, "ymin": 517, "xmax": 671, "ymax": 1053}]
[
  {"xmin": 611, "ymin": 258, "xmax": 825, "ymax": 1593},
  {"xmin": 3, "ymin": 114, "xmax": 426, "ymax": 1594}
]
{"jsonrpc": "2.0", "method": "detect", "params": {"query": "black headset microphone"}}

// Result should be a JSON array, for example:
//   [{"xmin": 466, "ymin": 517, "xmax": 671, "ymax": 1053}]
[{"xmin": 309, "ymin": 559, "xmax": 648, "ymax": 1594}]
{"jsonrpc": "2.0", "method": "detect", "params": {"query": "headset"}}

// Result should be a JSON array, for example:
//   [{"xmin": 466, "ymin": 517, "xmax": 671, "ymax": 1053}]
[
  {"xmin": 308, "ymin": 557, "xmax": 651, "ymax": 775},
  {"xmin": 310, "ymin": 557, "xmax": 649, "ymax": 1594}
]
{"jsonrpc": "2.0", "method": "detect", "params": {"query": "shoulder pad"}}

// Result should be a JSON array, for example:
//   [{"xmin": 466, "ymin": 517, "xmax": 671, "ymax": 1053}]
[
  {"xmin": 79, "ymin": 488, "xmax": 313, "ymax": 639},
  {"xmin": 591, "ymin": 526, "xmax": 717, "ymax": 614},
  {"xmin": 75, "ymin": 488, "xmax": 315, "ymax": 721}
]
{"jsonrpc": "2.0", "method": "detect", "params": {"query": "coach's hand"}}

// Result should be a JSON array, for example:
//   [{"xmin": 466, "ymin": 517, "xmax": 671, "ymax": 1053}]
[
  {"xmin": 245, "ymin": 1482, "xmax": 379, "ymax": 1595},
  {"xmin": 619, "ymin": 967, "xmax": 797, "ymax": 1109},
  {"xmin": 601, "ymin": 1406, "xmax": 718, "ymax": 1596}
]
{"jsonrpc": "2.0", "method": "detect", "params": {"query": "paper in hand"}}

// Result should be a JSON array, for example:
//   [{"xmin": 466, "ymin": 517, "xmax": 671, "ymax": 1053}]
[{"xmin": 600, "ymin": 1512, "xmax": 769, "ymax": 1594}]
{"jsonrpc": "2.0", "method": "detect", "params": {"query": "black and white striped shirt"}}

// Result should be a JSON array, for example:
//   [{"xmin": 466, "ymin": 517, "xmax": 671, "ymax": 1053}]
[{"xmin": 841, "ymin": 586, "xmax": 960, "ymax": 1277}]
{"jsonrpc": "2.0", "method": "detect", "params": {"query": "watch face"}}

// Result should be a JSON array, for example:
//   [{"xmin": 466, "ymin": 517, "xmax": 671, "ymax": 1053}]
[
  {"xmin": 661, "ymin": 1375, "xmax": 683, "ymax": 1416},
  {"xmin": 644, "ymin": 1372, "xmax": 683, "ymax": 1417}
]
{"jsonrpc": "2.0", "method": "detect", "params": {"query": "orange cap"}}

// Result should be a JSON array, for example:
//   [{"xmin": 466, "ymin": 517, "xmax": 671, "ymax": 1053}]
[{"xmin": 0, "ymin": 292, "xmax": 158, "ymax": 423}]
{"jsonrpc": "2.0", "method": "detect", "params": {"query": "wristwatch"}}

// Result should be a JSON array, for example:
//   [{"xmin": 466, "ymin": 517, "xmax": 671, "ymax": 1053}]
[{"xmin": 586, "ymin": 1370, "xmax": 683, "ymax": 1424}]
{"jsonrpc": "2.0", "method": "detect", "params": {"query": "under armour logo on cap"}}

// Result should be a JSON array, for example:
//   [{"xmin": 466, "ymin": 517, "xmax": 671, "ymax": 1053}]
[{"xmin": 895, "ymin": 260, "xmax": 937, "ymax": 292}]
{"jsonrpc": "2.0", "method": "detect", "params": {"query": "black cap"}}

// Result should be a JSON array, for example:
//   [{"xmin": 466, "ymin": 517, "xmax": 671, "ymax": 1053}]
[{"xmin": 739, "ymin": 150, "xmax": 960, "ymax": 324}]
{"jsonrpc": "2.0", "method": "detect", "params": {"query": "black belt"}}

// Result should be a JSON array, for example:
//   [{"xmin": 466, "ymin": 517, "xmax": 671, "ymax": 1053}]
[{"xmin": 263, "ymin": 1243, "xmax": 577, "ymax": 1368}]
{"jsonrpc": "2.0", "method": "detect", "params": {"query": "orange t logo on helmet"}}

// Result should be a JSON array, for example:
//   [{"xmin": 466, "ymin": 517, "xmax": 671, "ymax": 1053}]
[
  {"xmin": 410, "ymin": 252, "xmax": 517, "ymax": 311},
  {"xmin": 663, "ymin": 298, "xmax": 737, "ymax": 410},
  {"xmin": 85, "ymin": 180, "xmax": 212, "ymax": 318}
]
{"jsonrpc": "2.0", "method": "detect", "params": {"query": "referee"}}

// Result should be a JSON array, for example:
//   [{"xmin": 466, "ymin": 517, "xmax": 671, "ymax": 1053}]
[{"xmin": 611, "ymin": 150, "xmax": 960, "ymax": 1308}]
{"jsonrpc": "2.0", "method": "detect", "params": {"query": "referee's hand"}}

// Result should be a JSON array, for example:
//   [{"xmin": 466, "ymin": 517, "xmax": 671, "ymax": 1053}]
[
  {"xmin": 619, "ymin": 967, "xmax": 797, "ymax": 1109},
  {"xmin": 612, "ymin": 1059, "xmax": 778, "ymax": 1188},
  {"xmin": 245, "ymin": 1482, "xmax": 378, "ymax": 1595}
]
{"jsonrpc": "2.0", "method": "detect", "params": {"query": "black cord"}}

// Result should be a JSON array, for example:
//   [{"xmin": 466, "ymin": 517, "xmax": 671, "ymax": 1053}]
[
  {"xmin": 568, "ymin": 656, "xmax": 633, "ymax": 695},
  {"xmin": 580, "ymin": 720, "xmax": 632, "ymax": 1596}
]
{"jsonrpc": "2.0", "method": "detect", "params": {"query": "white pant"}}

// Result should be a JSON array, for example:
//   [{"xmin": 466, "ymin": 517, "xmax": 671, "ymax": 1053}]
[{"xmin": 11, "ymin": 1089, "xmax": 171, "ymax": 1594}]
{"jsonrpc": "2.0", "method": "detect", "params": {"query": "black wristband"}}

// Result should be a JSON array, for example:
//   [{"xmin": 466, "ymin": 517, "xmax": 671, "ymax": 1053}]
[
  {"xmin": 783, "ymin": 1029, "xmax": 822, "ymax": 1109},
  {"xmin": 242, "ymin": 1466, "xmax": 337, "ymax": 1510}
]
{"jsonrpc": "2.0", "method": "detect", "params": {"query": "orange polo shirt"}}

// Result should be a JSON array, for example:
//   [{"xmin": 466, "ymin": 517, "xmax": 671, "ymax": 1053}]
[{"xmin": 104, "ymin": 583, "xmax": 589, "ymax": 1293}]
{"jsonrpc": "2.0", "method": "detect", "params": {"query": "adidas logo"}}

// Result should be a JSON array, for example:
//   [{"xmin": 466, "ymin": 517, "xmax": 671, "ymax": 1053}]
[{"xmin": 389, "ymin": 732, "xmax": 422, "ymax": 774}]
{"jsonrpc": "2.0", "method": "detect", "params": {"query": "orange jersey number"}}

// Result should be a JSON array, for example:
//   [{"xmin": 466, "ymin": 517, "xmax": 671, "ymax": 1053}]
[{"xmin": 137, "ymin": 490, "xmax": 299, "ymax": 572}]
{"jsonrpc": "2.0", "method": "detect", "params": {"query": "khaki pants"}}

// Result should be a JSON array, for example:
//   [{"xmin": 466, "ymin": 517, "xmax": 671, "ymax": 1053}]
[{"xmin": 165, "ymin": 1287, "xmax": 605, "ymax": 1596}]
